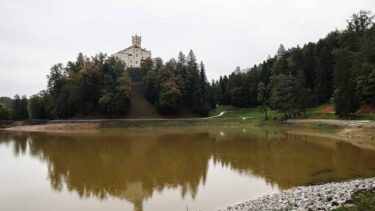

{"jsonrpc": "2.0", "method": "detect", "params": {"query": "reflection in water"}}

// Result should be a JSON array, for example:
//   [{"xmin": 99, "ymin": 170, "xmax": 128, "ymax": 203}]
[{"xmin": 1, "ymin": 128, "xmax": 375, "ymax": 211}]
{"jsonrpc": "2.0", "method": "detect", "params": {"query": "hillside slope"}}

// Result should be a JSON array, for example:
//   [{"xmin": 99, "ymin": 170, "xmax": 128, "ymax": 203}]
[
  {"xmin": 126, "ymin": 82, "xmax": 162, "ymax": 119},
  {"xmin": 127, "ymin": 82, "xmax": 200, "ymax": 119}
]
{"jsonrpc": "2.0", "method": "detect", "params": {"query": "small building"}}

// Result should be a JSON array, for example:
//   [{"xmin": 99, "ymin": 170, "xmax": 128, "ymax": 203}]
[{"xmin": 113, "ymin": 35, "xmax": 151, "ymax": 68}]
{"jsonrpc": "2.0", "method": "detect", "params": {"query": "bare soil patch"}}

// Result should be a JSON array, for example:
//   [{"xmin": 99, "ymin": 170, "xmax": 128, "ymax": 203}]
[
  {"xmin": 356, "ymin": 104, "xmax": 375, "ymax": 115},
  {"xmin": 3, "ymin": 123, "xmax": 100, "ymax": 133}
]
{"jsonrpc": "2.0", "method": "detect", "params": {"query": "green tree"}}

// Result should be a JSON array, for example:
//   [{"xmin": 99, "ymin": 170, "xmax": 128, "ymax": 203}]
[
  {"xmin": 356, "ymin": 65, "xmax": 375, "ymax": 105},
  {"xmin": 269, "ymin": 74, "xmax": 296, "ymax": 119},
  {"xmin": 257, "ymin": 82, "xmax": 268, "ymax": 120},
  {"xmin": 0, "ymin": 97, "xmax": 11, "ymax": 120},
  {"xmin": 347, "ymin": 10, "xmax": 374, "ymax": 34},
  {"xmin": 0, "ymin": 104, "xmax": 10, "ymax": 120},
  {"xmin": 11, "ymin": 95, "xmax": 28, "ymax": 120},
  {"xmin": 142, "ymin": 69, "xmax": 160, "ymax": 104},
  {"xmin": 157, "ymin": 81, "xmax": 181, "ymax": 114},
  {"xmin": 295, "ymin": 70, "xmax": 312, "ymax": 118},
  {"xmin": 276, "ymin": 44, "xmax": 286, "ymax": 58},
  {"xmin": 28, "ymin": 93, "xmax": 48, "ymax": 119},
  {"xmin": 333, "ymin": 48, "xmax": 359, "ymax": 117}
]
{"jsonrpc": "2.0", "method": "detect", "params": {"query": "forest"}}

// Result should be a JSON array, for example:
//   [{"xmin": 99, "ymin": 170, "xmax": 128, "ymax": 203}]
[
  {"xmin": 1, "ymin": 54, "xmax": 132, "ymax": 119},
  {"xmin": 212, "ymin": 10, "xmax": 375, "ymax": 118},
  {"xmin": 0, "ymin": 50, "xmax": 215, "ymax": 119},
  {"xmin": 140, "ymin": 50, "xmax": 216, "ymax": 116},
  {"xmin": 0, "ymin": 10, "xmax": 374, "ymax": 120}
]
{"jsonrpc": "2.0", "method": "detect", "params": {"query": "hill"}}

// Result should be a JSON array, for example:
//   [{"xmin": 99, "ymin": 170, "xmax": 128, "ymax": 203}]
[
  {"xmin": 127, "ymin": 82, "xmax": 199, "ymax": 119},
  {"xmin": 126, "ymin": 83, "xmax": 162, "ymax": 119}
]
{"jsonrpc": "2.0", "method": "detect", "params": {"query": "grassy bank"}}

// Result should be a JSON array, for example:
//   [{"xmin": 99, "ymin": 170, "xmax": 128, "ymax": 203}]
[
  {"xmin": 209, "ymin": 106, "xmax": 283, "ymax": 120},
  {"xmin": 210, "ymin": 104, "xmax": 375, "ymax": 121},
  {"xmin": 335, "ymin": 188, "xmax": 375, "ymax": 211},
  {"xmin": 100, "ymin": 118, "xmax": 282, "ymax": 128}
]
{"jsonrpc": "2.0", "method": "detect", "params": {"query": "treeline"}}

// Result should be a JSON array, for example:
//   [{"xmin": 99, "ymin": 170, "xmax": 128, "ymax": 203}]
[
  {"xmin": 0, "ymin": 96, "xmax": 28, "ymax": 120},
  {"xmin": 1, "ymin": 11, "xmax": 374, "ymax": 121},
  {"xmin": 212, "ymin": 10, "xmax": 375, "ymax": 118},
  {"xmin": 0, "ymin": 49, "xmax": 216, "ymax": 120},
  {"xmin": 2, "ymin": 54, "xmax": 132, "ymax": 120},
  {"xmin": 141, "ymin": 50, "xmax": 216, "ymax": 116}
]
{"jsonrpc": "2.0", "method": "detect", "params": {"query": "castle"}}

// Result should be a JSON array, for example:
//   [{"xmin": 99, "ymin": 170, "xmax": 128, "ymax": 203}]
[{"xmin": 113, "ymin": 35, "xmax": 151, "ymax": 68}]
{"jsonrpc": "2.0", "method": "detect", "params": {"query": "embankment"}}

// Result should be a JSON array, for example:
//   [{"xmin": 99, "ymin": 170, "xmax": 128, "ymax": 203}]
[{"xmin": 223, "ymin": 178, "xmax": 375, "ymax": 211}]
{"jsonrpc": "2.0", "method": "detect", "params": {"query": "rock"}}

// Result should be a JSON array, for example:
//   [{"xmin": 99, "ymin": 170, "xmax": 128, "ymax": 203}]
[
  {"xmin": 331, "ymin": 201, "xmax": 339, "ymax": 206},
  {"xmin": 222, "ymin": 178, "xmax": 375, "ymax": 211}
]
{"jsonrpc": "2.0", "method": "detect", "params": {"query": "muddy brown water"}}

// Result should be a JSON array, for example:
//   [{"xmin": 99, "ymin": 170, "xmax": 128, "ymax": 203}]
[{"xmin": 0, "ymin": 127, "xmax": 375, "ymax": 211}]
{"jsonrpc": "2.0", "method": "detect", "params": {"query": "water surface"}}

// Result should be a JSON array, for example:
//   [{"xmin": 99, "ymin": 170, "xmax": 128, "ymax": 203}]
[{"xmin": 0, "ymin": 127, "xmax": 375, "ymax": 211}]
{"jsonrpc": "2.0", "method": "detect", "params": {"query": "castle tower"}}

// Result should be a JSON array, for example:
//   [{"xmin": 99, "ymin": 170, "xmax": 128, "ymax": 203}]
[
  {"xmin": 132, "ymin": 35, "xmax": 142, "ymax": 48},
  {"xmin": 113, "ymin": 35, "xmax": 151, "ymax": 69}
]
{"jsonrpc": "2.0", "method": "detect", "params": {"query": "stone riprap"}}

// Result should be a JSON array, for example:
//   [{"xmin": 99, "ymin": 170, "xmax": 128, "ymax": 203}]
[{"xmin": 222, "ymin": 178, "xmax": 375, "ymax": 211}]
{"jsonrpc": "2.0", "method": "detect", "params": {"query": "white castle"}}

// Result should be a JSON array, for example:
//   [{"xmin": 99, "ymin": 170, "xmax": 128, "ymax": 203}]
[{"xmin": 113, "ymin": 35, "xmax": 152, "ymax": 68}]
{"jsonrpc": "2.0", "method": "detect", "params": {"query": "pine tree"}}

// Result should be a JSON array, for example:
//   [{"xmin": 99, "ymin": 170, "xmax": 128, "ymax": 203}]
[
  {"xmin": 333, "ymin": 49, "xmax": 359, "ymax": 117},
  {"xmin": 276, "ymin": 44, "xmax": 286, "ymax": 58},
  {"xmin": 269, "ymin": 74, "xmax": 296, "ymax": 119},
  {"xmin": 257, "ymin": 82, "xmax": 268, "ymax": 120},
  {"xmin": 356, "ymin": 65, "xmax": 375, "ymax": 105}
]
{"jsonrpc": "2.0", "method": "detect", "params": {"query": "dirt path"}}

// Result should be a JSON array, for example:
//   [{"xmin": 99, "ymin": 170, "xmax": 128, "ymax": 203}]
[{"xmin": 202, "ymin": 111, "xmax": 228, "ymax": 119}]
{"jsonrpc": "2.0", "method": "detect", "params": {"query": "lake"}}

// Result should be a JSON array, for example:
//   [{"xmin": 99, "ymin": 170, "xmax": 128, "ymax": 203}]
[{"xmin": 1, "ymin": 126, "xmax": 375, "ymax": 211}]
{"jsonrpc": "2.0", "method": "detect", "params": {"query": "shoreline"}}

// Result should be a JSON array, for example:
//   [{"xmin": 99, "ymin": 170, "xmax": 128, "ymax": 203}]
[
  {"xmin": 1, "ymin": 118, "xmax": 374, "ymax": 135},
  {"xmin": 2, "ymin": 118, "xmax": 375, "ymax": 151},
  {"xmin": 2, "ymin": 117, "xmax": 374, "ymax": 131},
  {"xmin": 2, "ymin": 118, "xmax": 375, "ymax": 210},
  {"xmin": 286, "ymin": 119, "xmax": 375, "ymax": 128},
  {"xmin": 0, "ymin": 118, "xmax": 262, "ymax": 132},
  {"xmin": 2, "ymin": 122, "xmax": 100, "ymax": 133},
  {"xmin": 222, "ymin": 177, "xmax": 375, "ymax": 211}
]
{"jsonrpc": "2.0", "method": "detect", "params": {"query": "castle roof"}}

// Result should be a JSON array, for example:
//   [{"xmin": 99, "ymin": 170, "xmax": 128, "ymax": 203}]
[{"xmin": 115, "ymin": 45, "xmax": 150, "ymax": 55}]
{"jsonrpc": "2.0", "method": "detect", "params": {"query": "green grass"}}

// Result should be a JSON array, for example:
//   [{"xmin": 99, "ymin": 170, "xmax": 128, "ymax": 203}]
[
  {"xmin": 211, "ymin": 104, "xmax": 375, "ymax": 123},
  {"xmin": 334, "ymin": 188, "xmax": 375, "ymax": 211},
  {"xmin": 352, "ymin": 114, "xmax": 375, "ymax": 121},
  {"xmin": 100, "ymin": 118, "xmax": 274, "ymax": 128},
  {"xmin": 210, "ymin": 106, "xmax": 283, "ymax": 121}
]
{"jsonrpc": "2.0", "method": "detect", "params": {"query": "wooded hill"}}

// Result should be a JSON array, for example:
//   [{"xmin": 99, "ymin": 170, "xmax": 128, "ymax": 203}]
[
  {"xmin": 0, "ymin": 50, "xmax": 215, "ymax": 120},
  {"xmin": 212, "ymin": 10, "xmax": 375, "ymax": 118},
  {"xmin": 1, "ymin": 10, "xmax": 374, "ymax": 120}
]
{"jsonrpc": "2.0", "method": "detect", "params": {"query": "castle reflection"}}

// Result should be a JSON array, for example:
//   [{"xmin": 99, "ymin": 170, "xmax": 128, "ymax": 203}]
[{"xmin": 1, "ymin": 127, "xmax": 375, "ymax": 211}]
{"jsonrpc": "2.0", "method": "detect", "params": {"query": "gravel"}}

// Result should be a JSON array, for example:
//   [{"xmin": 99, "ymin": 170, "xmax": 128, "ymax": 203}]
[{"xmin": 222, "ymin": 178, "xmax": 375, "ymax": 211}]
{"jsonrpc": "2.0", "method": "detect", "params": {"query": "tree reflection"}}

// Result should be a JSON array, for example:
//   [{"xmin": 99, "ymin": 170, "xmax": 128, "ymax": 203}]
[{"xmin": 1, "ymin": 128, "xmax": 375, "ymax": 211}]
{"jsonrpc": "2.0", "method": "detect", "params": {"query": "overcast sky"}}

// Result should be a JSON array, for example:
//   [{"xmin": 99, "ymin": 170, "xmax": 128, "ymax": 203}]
[{"xmin": 0, "ymin": 0, "xmax": 374, "ymax": 97}]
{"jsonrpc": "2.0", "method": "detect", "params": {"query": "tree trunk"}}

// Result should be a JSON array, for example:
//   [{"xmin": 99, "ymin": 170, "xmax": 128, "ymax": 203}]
[{"xmin": 265, "ymin": 108, "xmax": 268, "ymax": 120}]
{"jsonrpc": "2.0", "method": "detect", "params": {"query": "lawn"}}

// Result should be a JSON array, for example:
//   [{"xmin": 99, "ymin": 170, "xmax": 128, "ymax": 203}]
[
  {"xmin": 209, "ymin": 106, "xmax": 282, "ymax": 120},
  {"xmin": 211, "ymin": 104, "xmax": 375, "ymax": 121}
]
